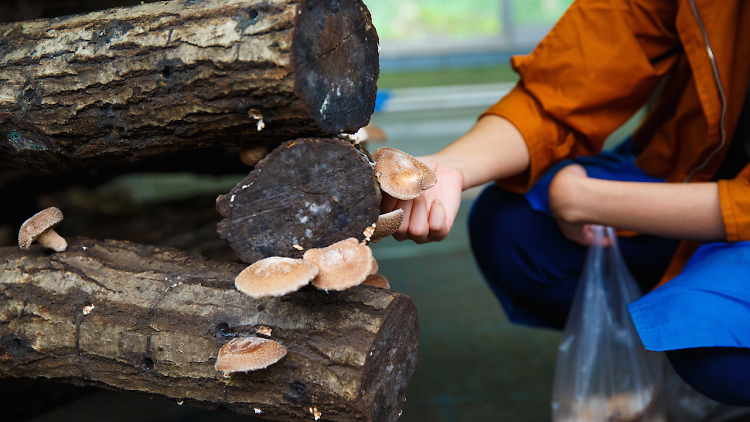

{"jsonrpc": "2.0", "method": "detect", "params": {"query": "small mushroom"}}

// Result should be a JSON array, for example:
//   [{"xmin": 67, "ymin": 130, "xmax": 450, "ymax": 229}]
[
  {"xmin": 235, "ymin": 257, "xmax": 318, "ymax": 298},
  {"xmin": 370, "ymin": 257, "xmax": 378, "ymax": 275},
  {"xmin": 362, "ymin": 123, "xmax": 387, "ymax": 143},
  {"xmin": 303, "ymin": 238, "xmax": 373, "ymax": 291},
  {"xmin": 18, "ymin": 207, "xmax": 67, "ymax": 252},
  {"xmin": 239, "ymin": 146, "xmax": 270, "ymax": 166},
  {"xmin": 215, "ymin": 337, "xmax": 287, "ymax": 376},
  {"xmin": 372, "ymin": 148, "xmax": 437, "ymax": 200},
  {"xmin": 363, "ymin": 273, "xmax": 390, "ymax": 289},
  {"xmin": 370, "ymin": 209, "xmax": 405, "ymax": 243}
]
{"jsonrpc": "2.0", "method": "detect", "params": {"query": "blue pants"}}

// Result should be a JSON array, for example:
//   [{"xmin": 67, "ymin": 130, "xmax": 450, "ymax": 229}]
[{"xmin": 468, "ymin": 183, "xmax": 750, "ymax": 405}]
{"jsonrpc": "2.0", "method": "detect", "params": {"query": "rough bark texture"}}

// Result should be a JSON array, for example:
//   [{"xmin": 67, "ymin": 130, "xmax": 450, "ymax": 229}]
[
  {"xmin": 0, "ymin": 1, "xmax": 160, "ymax": 24},
  {"xmin": 0, "ymin": 238, "xmax": 418, "ymax": 422},
  {"xmin": 217, "ymin": 137, "xmax": 381, "ymax": 264},
  {"xmin": 0, "ymin": 0, "xmax": 379, "ymax": 171}
]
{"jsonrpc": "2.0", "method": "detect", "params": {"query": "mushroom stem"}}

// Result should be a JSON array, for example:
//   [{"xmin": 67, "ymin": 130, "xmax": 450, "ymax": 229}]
[{"xmin": 37, "ymin": 229, "xmax": 67, "ymax": 252}]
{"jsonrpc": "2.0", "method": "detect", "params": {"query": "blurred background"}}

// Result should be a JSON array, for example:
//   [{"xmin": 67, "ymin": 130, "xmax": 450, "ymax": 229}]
[
  {"xmin": 365, "ymin": 2, "xmax": 569, "ymax": 421},
  {"xmin": 0, "ymin": 1, "xmax": 641, "ymax": 421}
]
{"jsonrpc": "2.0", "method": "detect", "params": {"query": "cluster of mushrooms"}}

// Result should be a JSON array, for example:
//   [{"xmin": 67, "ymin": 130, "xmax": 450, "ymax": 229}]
[
  {"xmin": 12, "ymin": 142, "xmax": 435, "ymax": 381},
  {"xmin": 215, "ymin": 147, "xmax": 438, "ymax": 376}
]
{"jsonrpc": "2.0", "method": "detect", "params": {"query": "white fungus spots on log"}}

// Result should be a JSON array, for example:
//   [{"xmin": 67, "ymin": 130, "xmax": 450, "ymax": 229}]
[
  {"xmin": 82, "ymin": 246, "xmax": 88, "ymax": 251},
  {"xmin": 82, "ymin": 304, "xmax": 95, "ymax": 315},
  {"xmin": 320, "ymin": 93, "xmax": 330, "ymax": 115},
  {"xmin": 254, "ymin": 408, "xmax": 262, "ymax": 414},
  {"xmin": 177, "ymin": 400, "xmax": 184, "ymax": 406},
  {"xmin": 310, "ymin": 407, "xmax": 322, "ymax": 420},
  {"xmin": 293, "ymin": 244, "xmax": 303, "ymax": 251}
]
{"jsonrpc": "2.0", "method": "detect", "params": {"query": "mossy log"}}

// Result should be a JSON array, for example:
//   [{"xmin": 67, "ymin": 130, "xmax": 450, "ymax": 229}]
[
  {"xmin": 0, "ymin": 238, "xmax": 418, "ymax": 422},
  {"xmin": 217, "ymin": 137, "xmax": 381, "ymax": 264},
  {"xmin": 0, "ymin": 0, "xmax": 379, "ymax": 171}
]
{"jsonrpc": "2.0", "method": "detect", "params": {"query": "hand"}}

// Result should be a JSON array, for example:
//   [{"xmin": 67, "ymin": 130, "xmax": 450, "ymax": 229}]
[
  {"xmin": 548, "ymin": 164, "xmax": 610, "ymax": 246},
  {"xmin": 380, "ymin": 155, "xmax": 464, "ymax": 244}
]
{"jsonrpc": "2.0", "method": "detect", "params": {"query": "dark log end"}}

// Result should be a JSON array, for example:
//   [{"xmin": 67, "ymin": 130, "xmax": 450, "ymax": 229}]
[
  {"xmin": 359, "ymin": 293, "xmax": 419, "ymax": 422},
  {"xmin": 292, "ymin": 0, "xmax": 379, "ymax": 134},
  {"xmin": 217, "ymin": 137, "xmax": 381, "ymax": 264}
]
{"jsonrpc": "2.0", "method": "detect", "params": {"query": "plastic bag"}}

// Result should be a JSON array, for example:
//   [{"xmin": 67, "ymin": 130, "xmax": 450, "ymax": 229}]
[
  {"xmin": 663, "ymin": 364, "xmax": 750, "ymax": 422},
  {"xmin": 552, "ymin": 226, "xmax": 666, "ymax": 422}
]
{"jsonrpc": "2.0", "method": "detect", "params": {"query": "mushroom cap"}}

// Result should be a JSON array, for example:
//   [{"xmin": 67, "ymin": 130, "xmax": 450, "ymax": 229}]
[
  {"xmin": 235, "ymin": 257, "xmax": 318, "ymax": 298},
  {"xmin": 18, "ymin": 207, "xmax": 64, "ymax": 249},
  {"xmin": 363, "ymin": 273, "xmax": 390, "ymax": 289},
  {"xmin": 363, "ymin": 123, "xmax": 387, "ymax": 142},
  {"xmin": 239, "ymin": 146, "xmax": 270, "ymax": 166},
  {"xmin": 372, "ymin": 148, "xmax": 437, "ymax": 200},
  {"xmin": 370, "ymin": 209, "xmax": 404, "ymax": 243},
  {"xmin": 303, "ymin": 238, "xmax": 373, "ymax": 291},
  {"xmin": 215, "ymin": 337, "xmax": 287, "ymax": 375}
]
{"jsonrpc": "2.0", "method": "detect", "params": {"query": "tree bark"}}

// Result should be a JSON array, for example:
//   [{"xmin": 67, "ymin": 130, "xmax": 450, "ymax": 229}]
[
  {"xmin": 0, "ymin": 0, "xmax": 379, "ymax": 172},
  {"xmin": 0, "ymin": 238, "xmax": 418, "ymax": 422},
  {"xmin": 217, "ymin": 137, "xmax": 381, "ymax": 264},
  {"xmin": 0, "ymin": 1, "xmax": 160, "ymax": 24}
]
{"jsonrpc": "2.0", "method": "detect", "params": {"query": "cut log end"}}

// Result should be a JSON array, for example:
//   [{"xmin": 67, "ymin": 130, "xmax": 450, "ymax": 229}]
[
  {"xmin": 292, "ymin": 0, "xmax": 379, "ymax": 134},
  {"xmin": 216, "ymin": 137, "xmax": 381, "ymax": 264},
  {"xmin": 0, "ymin": 0, "xmax": 380, "ymax": 171}
]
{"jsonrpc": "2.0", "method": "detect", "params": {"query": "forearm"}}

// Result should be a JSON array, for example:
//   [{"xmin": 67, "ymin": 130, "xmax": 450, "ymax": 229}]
[
  {"xmin": 570, "ymin": 179, "xmax": 726, "ymax": 241},
  {"xmin": 432, "ymin": 115, "xmax": 530, "ymax": 190}
]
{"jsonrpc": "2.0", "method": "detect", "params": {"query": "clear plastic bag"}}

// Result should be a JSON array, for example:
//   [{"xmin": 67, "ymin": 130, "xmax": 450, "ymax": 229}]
[{"xmin": 552, "ymin": 226, "xmax": 666, "ymax": 422}]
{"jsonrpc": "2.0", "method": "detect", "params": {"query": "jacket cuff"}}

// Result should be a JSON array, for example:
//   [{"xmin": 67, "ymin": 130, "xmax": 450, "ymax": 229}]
[{"xmin": 718, "ymin": 178, "xmax": 750, "ymax": 242}]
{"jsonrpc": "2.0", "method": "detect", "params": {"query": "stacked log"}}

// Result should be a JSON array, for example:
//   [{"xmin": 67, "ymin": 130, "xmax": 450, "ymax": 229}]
[
  {"xmin": 0, "ymin": 2, "xmax": 414, "ymax": 421},
  {"xmin": 0, "ymin": 0, "xmax": 379, "ymax": 171},
  {"xmin": 0, "ymin": 239, "xmax": 418, "ymax": 421}
]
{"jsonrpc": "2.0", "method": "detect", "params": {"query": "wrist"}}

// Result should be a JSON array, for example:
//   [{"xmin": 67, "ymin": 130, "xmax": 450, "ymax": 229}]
[
  {"xmin": 429, "ymin": 152, "xmax": 471, "ymax": 190},
  {"xmin": 549, "ymin": 166, "xmax": 594, "ymax": 224}
]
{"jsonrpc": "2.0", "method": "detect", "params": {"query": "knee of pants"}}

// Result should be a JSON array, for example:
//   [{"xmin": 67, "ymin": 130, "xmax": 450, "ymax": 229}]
[
  {"xmin": 468, "ymin": 185, "xmax": 586, "ymax": 314},
  {"xmin": 667, "ymin": 347, "xmax": 750, "ymax": 406}
]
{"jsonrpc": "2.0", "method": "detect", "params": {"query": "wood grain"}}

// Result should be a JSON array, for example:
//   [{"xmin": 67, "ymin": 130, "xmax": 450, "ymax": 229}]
[
  {"xmin": 0, "ymin": 238, "xmax": 418, "ymax": 422},
  {"xmin": 217, "ymin": 137, "xmax": 381, "ymax": 264}
]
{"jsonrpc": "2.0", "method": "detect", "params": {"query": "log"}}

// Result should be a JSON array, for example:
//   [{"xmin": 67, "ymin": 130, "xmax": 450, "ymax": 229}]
[
  {"xmin": 0, "ymin": 238, "xmax": 418, "ymax": 422},
  {"xmin": 217, "ymin": 137, "xmax": 381, "ymax": 264},
  {"xmin": 0, "ymin": 0, "xmax": 379, "ymax": 171},
  {"xmin": 0, "ymin": 1, "xmax": 159, "ymax": 24}
]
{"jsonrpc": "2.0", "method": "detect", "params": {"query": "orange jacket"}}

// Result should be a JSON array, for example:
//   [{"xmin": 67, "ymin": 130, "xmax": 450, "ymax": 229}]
[{"xmin": 484, "ymin": 0, "xmax": 750, "ymax": 284}]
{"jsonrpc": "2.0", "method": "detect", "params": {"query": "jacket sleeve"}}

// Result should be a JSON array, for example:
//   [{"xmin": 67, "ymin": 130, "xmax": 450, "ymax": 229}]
[
  {"xmin": 719, "ymin": 177, "xmax": 750, "ymax": 242},
  {"xmin": 484, "ymin": 0, "xmax": 680, "ymax": 193}
]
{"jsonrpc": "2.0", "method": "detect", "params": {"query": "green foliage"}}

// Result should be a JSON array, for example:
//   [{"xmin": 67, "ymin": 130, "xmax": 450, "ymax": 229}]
[
  {"xmin": 365, "ymin": 0, "xmax": 498, "ymax": 41},
  {"xmin": 365, "ymin": 0, "xmax": 574, "ymax": 41}
]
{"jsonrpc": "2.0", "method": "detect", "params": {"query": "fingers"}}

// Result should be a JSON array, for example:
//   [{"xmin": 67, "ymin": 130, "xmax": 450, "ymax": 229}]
[
  {"xmin": 427, "ymin": 199, "xmax": 450, "ymax": 241},
  {"xmin": 392, "ymin": 199, "xmax": 413, "ymax": 241},
  {"xmin": 391, "ymin": 197, "xmax": 451, "ymax": 243},
  {"xmin": 380, "ymin": 193, "xmax": 399, "ymax": 214},
  {"xmin": 407, "ymin": 195, "xmax": 431, "ymax": 242}
]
